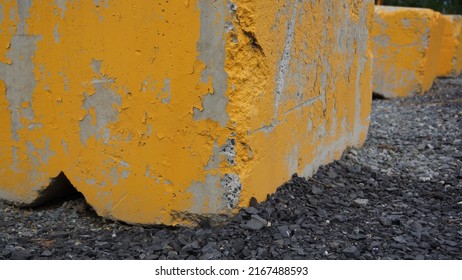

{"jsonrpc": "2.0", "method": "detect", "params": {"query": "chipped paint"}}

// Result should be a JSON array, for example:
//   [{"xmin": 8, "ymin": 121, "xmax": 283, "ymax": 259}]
[
  {"xmin": 55, "ymin": 0, "xmax": 67, "ymax": 13},
  {"xmin": 274, "ymin": 1, "xmax": 299, "ymax": 121},
  {"xmin": 0, "ymin": 0, "xmax": 373, "ymax": 225},
  {"xmin": 17, "ymin": 0, "xmax": 32, "ymax": 34},
  {"xmin": 0, "ymin": 36, "xmax": 40, "ymax": 141},
  {"xmin": 193, "ymin": 0, "xmax": 229, "ymax": 127},
  {"xmin": 26, "ymin": 138, "xmax": 55, "ymax": 165},
  {"xmin": 0, "ymin": 3, "xmax": 4, "ymax": 24},
  {"xmin": 160, "ymin": 78, "xmax": 171, "ymax": 104},
  {"xmin": 224, "ymin": 0, "xmax": 373, "ymax": 210},
  {"xmin": 80, "ymin": 75, "xmax": 121, "ymax": 145},
  {"xmin": 53, "ymin": 24, "xmax": 59, "ymax": 43},
  {"xmin": 187, "ymin": 174, "xmax": 223, "ymax": 213}
]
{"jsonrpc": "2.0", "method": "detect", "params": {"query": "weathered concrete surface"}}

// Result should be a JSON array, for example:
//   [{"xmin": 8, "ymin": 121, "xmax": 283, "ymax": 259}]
[
  {"xmin": 0, "ymin": 0, "xmax": 373, "ymax": 225},
  {"xmin": 438, "ymin": 15, "xmax": 462, "ymax": 77},
  {"xmin": 372, "ymin": 6, "xmax": 445, "ymax": 98}
]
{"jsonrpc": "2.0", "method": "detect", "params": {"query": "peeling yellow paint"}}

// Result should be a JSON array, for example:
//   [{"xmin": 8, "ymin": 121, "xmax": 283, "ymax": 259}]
[
  {"xmin": 0, "ymin": 0, "xmax": 373, "ymax": 225},
  {"xmin": 438, "ymin": 15, "xmax": 462, "ymax": 77},
  {"xmin": 227, "ymin": 0, "xmax": 373, "ymax": 211},
  {"xmin": 372, "ymin": 6, "xmax": 445, "ymax": 98},
  {"xmin": 0, "ymin": 0, "xmax": 16, "ymax": 63}
]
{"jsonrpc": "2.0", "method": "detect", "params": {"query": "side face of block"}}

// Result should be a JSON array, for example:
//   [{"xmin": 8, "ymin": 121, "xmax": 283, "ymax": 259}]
[
  {"xmin": 223, "ymin": 0, "xmax": 373, "ymax": 218},
  {"xmin": 438, "ymin": 15, "xmax": 462, "ymax": 77},
  {"xmin": 454, "ymin": 16, "xmax": 462, "ymax": 75},
  {"xmin": 372, "ymin": 6, "xmax": 442, "ymax": 98},
  {"xmin": 0, "ymin": 0, "xmax": 373, "ymax": 225},
  {"xmin": 423, "ymin": 12, "xmax": 444, "ymax": 87}
]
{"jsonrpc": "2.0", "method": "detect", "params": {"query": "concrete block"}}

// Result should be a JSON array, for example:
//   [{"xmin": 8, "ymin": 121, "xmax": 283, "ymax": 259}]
[
  {"xmin": 372, "ymin": 6, "xmax": 445, "ymax": 98},
  {"xmin": 438, "ymin": 15, "xmax": 462, "ymax": 77},
  {"xmin": 0, "ymin": 0, "xmax": 373, "ymax": 225}
]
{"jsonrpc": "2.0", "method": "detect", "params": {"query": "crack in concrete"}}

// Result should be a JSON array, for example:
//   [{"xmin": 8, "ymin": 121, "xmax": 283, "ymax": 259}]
[{"xmin": 274, "ymin": 0, "xmax": 300, "ymax": 121}]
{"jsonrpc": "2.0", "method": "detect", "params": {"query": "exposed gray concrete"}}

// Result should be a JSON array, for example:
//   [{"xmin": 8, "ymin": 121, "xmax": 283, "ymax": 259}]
[
  {"xmin": 90, "ymin": 59, "xmax": 102, "ymax": 73},
  {"xmin": 17, "ymin": 0, "xmax": 32, "ymax": 34},
  {"xmin": 80, "ymin": 77, "xmax": 121, "ymax": 145},
  {"xmin": 220, "ymin": 138, "xmax": 236, "ymax": 166},
  {"xmin": 204, "ymin": 141, "xmax": 221, "ymax": 171},
  {"xmin": 187, "ymin": 172, "xmax": 242, "ymax": 213},
  {"xmin": 0, "ymin": 3, "xmax": 4, "ymax": 25},
  {"xmin": 55, "ymin": 0, "xmax": 67, "ymax": 11},
  {"xmin": 53, "ymin": 24, "xmax": 60, "ymax": 43},
  {"xmin": 204, "ymin": 138, "xmax": 237, "ymax": 170},
  {"xmin": 26, "ymin": 139, "xmax": 55, "ymax": 166},
  {"xmin": 187, "ymin": 174, "xmax": 223, "ymax": 213},
  {"xmin": 274, "ymin": 0, "xmax": 299, "ymax": 120},
  {"xmin": 221, "ymin": 173, "xmax": 241, "ymax": 208},
  {"xmin": 0, "ymin": 35, "xmax": 40, "ymax": 141},
  {"xmin": 193, "ymin": 0, "xmax": 229, "ymax": 127},
  {"xmin": 160, "ymin": 78, "xmax": 171, "ymax": 104}
]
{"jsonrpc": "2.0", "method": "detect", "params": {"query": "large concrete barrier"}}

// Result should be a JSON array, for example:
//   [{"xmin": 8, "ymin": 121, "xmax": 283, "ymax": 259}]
[
  {"xmin": 0, "ymin": 0, "xmax": 373, "ymax": 225},
  {"xmin": 438, "ymin": 15, "xmax": 462, "ymax": 77},
  {"xmin": 372, "ymin": 6, "xmax": 445, "ymax": 98}
]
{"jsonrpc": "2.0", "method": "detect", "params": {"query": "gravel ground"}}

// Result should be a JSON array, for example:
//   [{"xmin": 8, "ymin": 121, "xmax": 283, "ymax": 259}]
[{"xmin": 1, "ymin": 77, "xmax": 461, "ymax": 260}]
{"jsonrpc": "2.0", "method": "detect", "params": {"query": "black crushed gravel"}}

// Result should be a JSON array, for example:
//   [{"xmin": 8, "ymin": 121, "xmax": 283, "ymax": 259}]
[{"xmin": 1, "ymin": 77, "xmax": 461, "ymax": 260}]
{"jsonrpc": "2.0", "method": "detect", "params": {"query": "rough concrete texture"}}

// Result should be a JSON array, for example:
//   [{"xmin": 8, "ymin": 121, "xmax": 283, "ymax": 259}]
[
  {"xmin": 372, "ymin": 6, "xmax": 445, "ymax": 98},
  {"xmin": 0, "ymin": 0, "xmax": 373, "ymax": 225},
  {"xmin": 438, "ymin": 15, "xmax": 462, "ymax": 77}
]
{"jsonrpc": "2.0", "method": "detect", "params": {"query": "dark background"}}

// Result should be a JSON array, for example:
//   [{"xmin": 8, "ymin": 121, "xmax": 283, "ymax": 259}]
[{"xmin": 379, "ymin": 0, "xmax": 462, "ymax": 14}]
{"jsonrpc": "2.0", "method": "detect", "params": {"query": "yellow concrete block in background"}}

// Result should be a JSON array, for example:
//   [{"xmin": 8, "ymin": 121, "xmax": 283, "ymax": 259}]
[
  {"xmin": 0, "ymin": 0, "xmax": 373, "ymax": 225},
  {"xmin": 372, "ymin": 6, "xmax": 445, "ymax": 98},
  {"xmin": 438, "ymin": 15, "xmax": 462, "ymax": 77}
]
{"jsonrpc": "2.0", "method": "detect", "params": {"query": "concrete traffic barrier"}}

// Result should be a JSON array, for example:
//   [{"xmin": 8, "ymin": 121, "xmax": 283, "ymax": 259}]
[
  {"xmin": 372, "ymin": 6, "xmax": 445, "ymax": 98},
  {"xmin": 438, "ymin": 15, "xmax": 462, "ymax": 77},
  {"xmin": 0, "ymin": 0, "xmax": 373, "ymax": 225}
]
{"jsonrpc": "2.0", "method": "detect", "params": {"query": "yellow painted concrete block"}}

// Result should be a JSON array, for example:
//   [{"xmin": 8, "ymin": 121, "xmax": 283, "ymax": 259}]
[
  {"xmin": 372, "ymin": 6, "xmax": 445, "ymax": 98},
  {"xmin": 0, "ymin": 0, "xmax": 373, "ymax": 225},
  {"xmin": 438, "ymin": 15, "xmax": 462, "ymax": 77}
]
